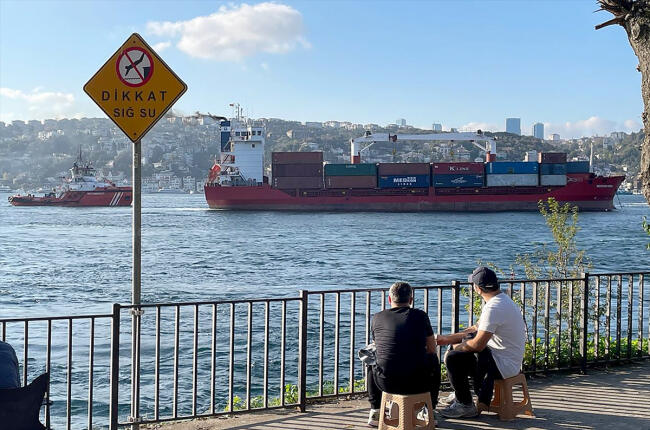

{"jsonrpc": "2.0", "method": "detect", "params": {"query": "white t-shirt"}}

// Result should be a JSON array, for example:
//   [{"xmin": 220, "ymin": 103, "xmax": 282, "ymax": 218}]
[{"xmin": 478, "ymin": 293, "xmax": 526, "ymax": 379}]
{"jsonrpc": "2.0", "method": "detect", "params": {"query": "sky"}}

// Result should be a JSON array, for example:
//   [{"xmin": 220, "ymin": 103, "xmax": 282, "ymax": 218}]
[{"xmin": 0, "ymin": 0, "xmax": 644, "ymax": 138}]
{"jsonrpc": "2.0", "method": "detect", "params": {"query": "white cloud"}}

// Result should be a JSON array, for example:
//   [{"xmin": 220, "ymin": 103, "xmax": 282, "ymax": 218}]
[
  {"xmin": 458, "ymin": 122, "xmax": 499, "ymax": 133},
  {"xmin": 152, "ymin": 41, "xmax": 171, "ymax": 52},
  {"xmin": 0, "ymin": 87, "xmax": 77, "ymax": 121},
  {"xmin": 146, "ymin": 2, "xmax": 309, "ymax": 61},
  {"xmin": 544, "ymin": 116, "xmax": 641, "ymax": 139}
]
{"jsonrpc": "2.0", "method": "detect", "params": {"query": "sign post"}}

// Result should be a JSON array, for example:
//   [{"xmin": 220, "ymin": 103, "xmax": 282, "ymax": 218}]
[{"xmin": 84, "ymin": 33, "xmax": 187, "ymax": 429}]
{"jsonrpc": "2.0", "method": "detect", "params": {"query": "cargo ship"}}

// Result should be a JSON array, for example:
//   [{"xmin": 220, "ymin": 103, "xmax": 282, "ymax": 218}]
[
  {"xmin": 204, "ymin": 117, "xmax": 624, "ymax": 211},
  {"xmin": 8, "ymin": 152, "xmax": 132, "ymax": 207}
]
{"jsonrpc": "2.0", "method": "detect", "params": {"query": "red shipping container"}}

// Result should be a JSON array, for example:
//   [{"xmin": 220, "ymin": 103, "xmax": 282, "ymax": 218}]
[
  {"xmin": 272, "ymin": 152, "xmax": 323, "ymax": 164},
  {"xmin": 566, "ymin": 173, "xmax": 592, "ymax": 183},
  {"xmin": 538, "ymin": 152, "xmax": 567, "ymax": 163},
  {"xmin": 272, "ymin": 176, "xmax": 323, "ymax": 189},
  {"xmin": 326, "ymin": 175, "xmax": 376, "ymax": 189},
  {"xmin": 378, "ymin": 163, "xmax": 430, "ymax": 175},
  {"xmin": 272, "ymin": 163, "xmax": 322, "ymax": 177},
  {"xmin": 432, "ymin": 162, "xmax": 484, "ymax": 174}
]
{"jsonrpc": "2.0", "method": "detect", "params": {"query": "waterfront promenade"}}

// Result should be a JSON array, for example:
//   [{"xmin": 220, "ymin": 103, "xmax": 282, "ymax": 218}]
[{"xmin": 152, "ymin": 362, "xmax": 650, "ymax": 430}]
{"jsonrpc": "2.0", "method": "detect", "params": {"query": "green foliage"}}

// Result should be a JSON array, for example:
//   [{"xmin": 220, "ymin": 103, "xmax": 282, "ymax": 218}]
[
  {"xmin": 516, "ymin": 198, "xmax": 590, "ymax": 280},
  {"xmin": 643, "ymin": 217, "xmax": 650, "ymax": 250},
  {"xmin": 523, "ymin": 335, "xmax": 649, "ymax": 370}
]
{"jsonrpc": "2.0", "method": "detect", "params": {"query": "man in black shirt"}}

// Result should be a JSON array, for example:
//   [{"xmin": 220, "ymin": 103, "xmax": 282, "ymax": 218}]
[{"xmin": 366, "ymin": 282, "xmax": 440, "ymax": 426}]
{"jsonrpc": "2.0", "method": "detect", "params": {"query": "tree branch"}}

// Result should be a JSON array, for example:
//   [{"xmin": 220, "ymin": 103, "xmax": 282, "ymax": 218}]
[{"xmin": 595, "ymin": 15, "xmax": 626, "ymax": 29}]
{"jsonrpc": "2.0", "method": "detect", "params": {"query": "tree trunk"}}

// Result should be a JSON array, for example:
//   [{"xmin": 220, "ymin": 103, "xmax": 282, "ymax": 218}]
[{"xmin": 597, "ymin": 0, "xmax": 650, "ymax": 205}]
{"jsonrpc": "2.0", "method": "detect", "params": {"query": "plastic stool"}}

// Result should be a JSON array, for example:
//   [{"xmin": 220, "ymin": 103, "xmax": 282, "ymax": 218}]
[
  {"xmin": 378, "ymin": 392, "xmax": 435, "ymax": 430},
  {"xmin": 489, "ymin": 373, "xmax": 534, "ymax": 421}
]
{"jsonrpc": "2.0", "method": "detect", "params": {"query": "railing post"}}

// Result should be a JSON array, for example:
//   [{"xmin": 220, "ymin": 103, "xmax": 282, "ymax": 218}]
[
  {"xmin": 580, "ymin": 272, "xmax": 589, "ymax": 374},
  {"xmin": 298, "ymin": 290, "xmax": 309, "ymax": 412},
  {"xmin": 109, "ymin": 303, "xmax": 121, "ymax": 430},
  {"xmin": 451, "ymin": 281, "xmax": 460, "ymax": 334}
]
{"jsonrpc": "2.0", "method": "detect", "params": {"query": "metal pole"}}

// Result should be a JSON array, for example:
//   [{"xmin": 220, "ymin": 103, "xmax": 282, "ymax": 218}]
[
  {"xmin": 131, "ymin": 140, "xmax": 142, "ymax": 429},
  {"xmin": 298, "ymin": 290, "xmax": 308, "ymax": 412}
]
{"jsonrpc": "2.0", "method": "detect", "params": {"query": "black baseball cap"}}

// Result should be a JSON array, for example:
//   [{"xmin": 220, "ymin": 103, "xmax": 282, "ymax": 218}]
[{"xmin": 468, "ymin": 266, "xmax": 499, "ymax": 290}]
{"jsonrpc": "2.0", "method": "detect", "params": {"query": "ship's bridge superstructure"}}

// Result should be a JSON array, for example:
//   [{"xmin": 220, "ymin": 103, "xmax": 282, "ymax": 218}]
[{"xmin": 210, "ymin": 107, "xmax": 265, "ymax": 186}]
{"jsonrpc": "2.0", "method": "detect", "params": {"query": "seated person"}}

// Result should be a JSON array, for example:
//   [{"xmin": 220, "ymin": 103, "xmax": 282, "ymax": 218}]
[
  {"xmin": 0, "ymin": 340, "xmax": 20, "ymax": 389},
  {"xmin": 366, "ymin": 282, "xmax": 440, "ymax": 427},
  {"xmin": 437, "ymin": 266, "xmax": 525, "ymax": 418}
]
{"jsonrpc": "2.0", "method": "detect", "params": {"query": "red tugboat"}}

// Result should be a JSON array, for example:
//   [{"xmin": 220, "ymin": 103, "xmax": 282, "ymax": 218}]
[{"xmin": 8, "ymin": 152, "xmax": 132, "ymax": 207}]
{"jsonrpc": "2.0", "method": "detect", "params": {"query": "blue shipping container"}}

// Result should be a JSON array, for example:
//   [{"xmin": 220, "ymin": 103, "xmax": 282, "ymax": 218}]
[
  {"xmin": 486, "ymin": 162, "xmax": 538, "ymax": 174},
  {"xmin": 378, "ymin": 174, "xmax": 430, "ymax": 188},
  {"xmin": 540, "ymin": 163, "xmax": 567, "ymax": 175},
  {"xmin": 433, "ymin": 174, "xmax": 484, "ymax": 188},
  {"xmin": 566, "ymin": 161, "xmax": 590, "ymax": 173}
]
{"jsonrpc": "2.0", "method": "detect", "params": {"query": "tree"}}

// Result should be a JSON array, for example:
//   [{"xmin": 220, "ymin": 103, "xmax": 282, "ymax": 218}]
[{"xmin": 596, "ymin": 0, "xmax": 650, "ymax": 205}]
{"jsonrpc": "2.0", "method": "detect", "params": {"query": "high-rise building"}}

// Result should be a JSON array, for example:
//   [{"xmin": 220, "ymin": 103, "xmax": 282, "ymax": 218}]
[
  {"xmin": 506, "ymin": 118, "xmax": 521, "ymax": 135},
  {"xmin": 432, "ymin": 123, "xmax": 442, "ymax": 131},
  {"xmin": 533, "ymin": 122, "xmax": 544, "ymax": 139},
  {"xmin": 396, "ymin": 118, "xmax": 406, "ymax": 127}
]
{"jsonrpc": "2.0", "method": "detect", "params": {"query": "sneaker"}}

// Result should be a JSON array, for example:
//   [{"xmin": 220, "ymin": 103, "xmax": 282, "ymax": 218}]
[
  {"xmin": 367, "ymin": 408, "xmax": 379, "ymax": 427},
  {"xmin": 440, "ymin": 392, "xmax": 456, "ymax": 406},
  {"xmin": 439, "ymin": 400, "xmax": 479, "ymax": 418}
]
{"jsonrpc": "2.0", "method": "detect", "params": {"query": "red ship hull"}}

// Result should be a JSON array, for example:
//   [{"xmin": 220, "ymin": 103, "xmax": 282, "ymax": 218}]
[
  {"xmin": 8, "ymin": 188, "xmax": 132, "ymax": 207},
  {"xmin": 205, "ymin": 176, "xmax": 624, "ymax": 211}
]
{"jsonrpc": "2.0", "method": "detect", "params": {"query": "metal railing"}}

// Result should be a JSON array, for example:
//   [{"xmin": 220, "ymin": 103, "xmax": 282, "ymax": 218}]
[{"xmin": 1, "ymin": 271, "xmax": 648, "ymax": 429}]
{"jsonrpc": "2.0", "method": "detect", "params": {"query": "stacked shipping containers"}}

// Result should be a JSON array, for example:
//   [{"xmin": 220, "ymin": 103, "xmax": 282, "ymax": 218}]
[
  {"xmin": 324, "ymin": 163, "xmax": 377, "ymax": 188},
  {"xmin": 272, "ymin": 152, "xmax": 324, "ymax": 189},
  {"xmin": 432, "ymin": 162, "xmax": 484, "ymax": 187},
  {"xmin": 378, "ymin": 163, "xmax": 430, "ymax": 188},
  {"xmin": 538, "ymin": 152, "xmax": 567, "ymax": 186},
  {"xmin": 485, "ymin": 162, "xmax": 539, "ymax": 186},
  {"xmin": 566, "ymin": 160, "xmax": 591, "ymax": 184}
]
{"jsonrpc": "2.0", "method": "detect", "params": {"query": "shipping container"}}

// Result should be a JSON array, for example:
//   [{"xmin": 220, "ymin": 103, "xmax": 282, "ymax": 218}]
[
  {"xmin": 540, "ymin": 175, "xmax": 567, "ymax": 186},
  {"xmin": 272, "ymin": 152, "xmax": 323, "ymax": 165},
  {"xmin": 566, "ymin": 173, "xmax": 592, "ymax": 183},
  {"xmin": 432, "ymin": 162, "xmax": 484, "ymax": 175},
  {"xmin": 378, "ymin": 163, "xmax": 430, "ymax": 175},
  {"xmin": 272, "ymin": 176, "xmax": 323, "ymax": 189},
  {"xmin": 486, "ymin": 174, "xmax": 538, "ymax": 187},
  {"xmin": 486, "ymin": 162, "xmax": 539, "ymax": 174},
  {"xmin": 538, "ymin": 152, "xmax": 567, "ymax": 164},
  {"xmin": 272, "ymin": 163, "xmax": 322, "ymax": 177},
  {"xmin": 324, "ymin": 163, "xmax": 377, "ymax": 176},
  {"xmin": 433, "ymin": 174, "xmax": 484, "ymax": 188},
  {"xmin": 566, "ymin": 161, "xmax": 590, "ymax": 173},
  {"xmin": 540, "ymin": 163, "xmax": 567, "ymax": 175},
  {"xmin": 524, "ymin": 151, "xmax": 538, "ymax": 162},
  {"xmin": 326, "ymin": 175, "xmax": 376, "ymax": 189},
  {"xmin": 378, "ymin": 174, "xmax": 430, "ymax": 188}
]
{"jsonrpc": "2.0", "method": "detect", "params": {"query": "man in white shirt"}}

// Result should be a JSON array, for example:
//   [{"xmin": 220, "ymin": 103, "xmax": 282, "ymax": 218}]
[{"xmin": 436, "ymin": 266, "xmax": 526, "ymax": 418}]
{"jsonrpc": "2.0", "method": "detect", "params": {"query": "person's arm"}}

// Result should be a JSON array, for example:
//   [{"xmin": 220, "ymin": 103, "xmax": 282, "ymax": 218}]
[
  {"xmin": 425, "ymin": 334, "xmax": 437, "ymax": 354},
  {"xmin": 435, "ymin": 324, "xmax": 477, "ymax": 346},
  {"xmin": 453, "ymin": 330, "xmax": 493, "ymax": 353}
]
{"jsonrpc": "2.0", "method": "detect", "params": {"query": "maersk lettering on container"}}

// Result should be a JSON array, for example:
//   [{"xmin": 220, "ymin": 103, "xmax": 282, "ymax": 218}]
[{"xmin": 378, "ymin": 174, "xmax": 430, "ymax": 188}]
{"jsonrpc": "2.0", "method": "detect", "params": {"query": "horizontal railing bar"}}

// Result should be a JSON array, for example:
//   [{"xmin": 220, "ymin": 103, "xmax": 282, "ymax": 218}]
[
  {"xmin": 308, "ymin": 285, "xmax": 454, "ymax": 294},
  {"xmin": 0, "ymin": 314, "xmax": 113, "ymax": 323},
  {"xmin": 120, "ymin": 297, "xmax": 301, "ymax": 308},
  {"xmin": 590, "ymin": 271, "xmax": 650, "ymax": 276}
]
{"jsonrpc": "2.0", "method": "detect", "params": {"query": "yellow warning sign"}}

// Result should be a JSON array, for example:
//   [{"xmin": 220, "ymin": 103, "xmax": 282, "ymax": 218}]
[{"xmin": 84, "ymin": 33, "xmax": 187, "ymax": 143}]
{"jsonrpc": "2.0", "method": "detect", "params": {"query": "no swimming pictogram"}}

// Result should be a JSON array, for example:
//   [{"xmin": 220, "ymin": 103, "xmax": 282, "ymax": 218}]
[{"xmin": 116, "ymin": 47, "xmax": 153, "ymax": 87}]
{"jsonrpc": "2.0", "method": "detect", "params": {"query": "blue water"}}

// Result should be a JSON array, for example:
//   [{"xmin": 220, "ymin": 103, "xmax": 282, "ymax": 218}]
[
  {"xmin": 2, "ymin": 193, "xmax": 649, "ymax": 318},
  {"xmin": 1, "ymin": 192, "xmax": 649, "ymax": 428}
]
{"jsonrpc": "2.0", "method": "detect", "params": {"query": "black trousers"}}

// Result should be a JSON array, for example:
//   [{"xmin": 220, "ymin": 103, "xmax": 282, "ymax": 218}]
[
  {"xmin": 367, "ymin": 353, "xmax": 440, "ymax": 409},
  {"xmin": 444, "ymin": 347, "xmax": 502, "ymax": 406}
]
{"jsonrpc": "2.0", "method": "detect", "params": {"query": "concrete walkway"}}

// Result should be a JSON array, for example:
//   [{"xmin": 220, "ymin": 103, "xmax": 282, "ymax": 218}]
[{"xmin": 150, "ymin": 362, "xmax": 650, "ymax": 430}]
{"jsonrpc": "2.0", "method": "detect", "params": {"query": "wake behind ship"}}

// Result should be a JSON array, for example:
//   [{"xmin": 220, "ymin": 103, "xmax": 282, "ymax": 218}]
[
  {"xmin": 8, "ymin": 151, "xmax": 132, "ymax": 207},
  {"xmin": 204, "ymin": 115, "xmax": 624, "ymax": 212}
]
